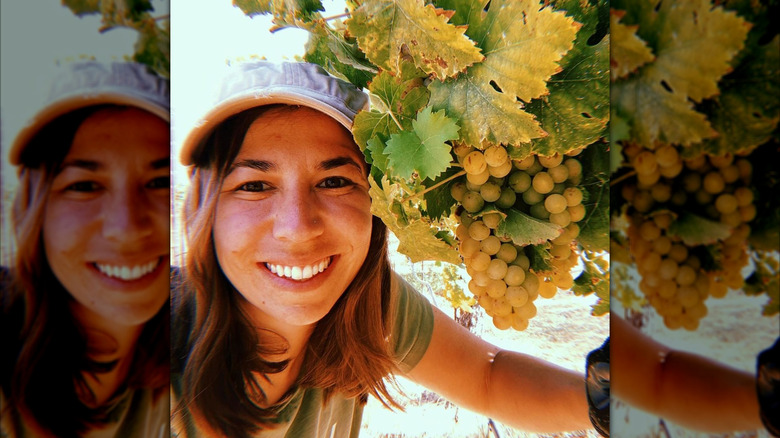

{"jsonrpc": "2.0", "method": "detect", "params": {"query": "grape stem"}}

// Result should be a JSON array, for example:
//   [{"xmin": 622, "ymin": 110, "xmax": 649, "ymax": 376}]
[
  {"xmin": 321, "ymin": 12, "xmax": 351, "ymax": 22},
  {"xmin": 610, "ymin": 170, "xmax": 637, "ymax": 187},
  {"xmin": 401, "ymin": 169, "xmax": 466, "ymax": 203},
  {"xmin": 388, "ymin": 110, "xmax": 404, "ymax": 131}
]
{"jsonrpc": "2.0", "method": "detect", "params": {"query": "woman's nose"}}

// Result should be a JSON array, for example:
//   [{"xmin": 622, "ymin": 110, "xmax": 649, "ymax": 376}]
[
  {"xmin": 101, "ymin": 186, "xmax": 155, "ymax": 245},
  {"xmin": 272, "ymin": 188, "xmax": 325, "ymax": 242}
]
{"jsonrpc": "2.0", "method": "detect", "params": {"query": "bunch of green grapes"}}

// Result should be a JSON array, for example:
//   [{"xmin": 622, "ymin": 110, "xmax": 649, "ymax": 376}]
[
  {"xmin": 620, "ymin": 143, "xmax": 756, "ymax": 330},
  {"xmin": 449, "ymin": 144, "xmax": 589, "ymax": 331}
]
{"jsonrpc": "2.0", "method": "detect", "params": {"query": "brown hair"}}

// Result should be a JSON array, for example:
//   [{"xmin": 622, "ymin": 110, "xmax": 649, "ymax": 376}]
[
  {"xmin": 174, "ymin": 105, "xmax": 401, "ymax": 438},
  {"xmin": 0, "ymin": 106, "xmax": 170, "ymax": 437}
]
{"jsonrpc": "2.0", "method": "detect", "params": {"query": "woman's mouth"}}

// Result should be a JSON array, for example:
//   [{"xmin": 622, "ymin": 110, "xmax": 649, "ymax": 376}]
[
  {"xmin": 265, "ymin": 256, "xmax": 331, "ymax": 281},
  {"xmin": 94, "ymin": 258, "xmax": 161, "ymax": 281}
]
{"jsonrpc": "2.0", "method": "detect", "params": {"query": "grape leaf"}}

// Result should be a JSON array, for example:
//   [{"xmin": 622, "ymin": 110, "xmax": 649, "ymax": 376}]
[
  {"xmin": 365, "ymin": 137, "xmax": 389, "ymax": 174},
  {"xmin": 524, "ymin": 0, "xmax": 610, "ymax": 156},
  {"xmin": 527, "ymin": 244, "xmax": 554, "ymax": 274},
  {"xmin": 63, "ymin": 0, "xmax": 101, "ymax": 15},
  {"xmin": 234, "ymin": 0, "xmax": 323, "ymax": 25},
  {"xmin": 305, "ymin": 26, "xmax": 376, "ymax": 90},
  {"xmin": 422, "ymin": 167, "xmax": 463, "ymax": 220},
  {"xmin": 133, "ymin": 17, "xmax": 169, "ymax": 78},
  {"xmin": 384, "ymin": 107, "xmax": 458, "ymax": 181},
  {"xmin": 667, "ymin": 213, "xmax": 732, "ymax": 246},
  {"xmin": 353, "ymin": 66, "xmax": 429, "ymax": 151},
  {"xmin": 612, "ymin": 76, "xmax": 717, "ymax": 147},
  {"xmin": 689, "ymin": 35, "xmax": 780, "ymax": 157},
  {"xmin": 430, "ymin": 0, "xmax": 579, "ymax": 147},
  {"xmin": 576, "ymin": 141, "xmax": 610, "ymax": 253},
  {"xmin": 610, "ymin": 9, "xmax": 654, "ymax": 80},
  {"xmin": 495, "ymin": 209, "xmax": 561, "ymax": 247},
  {"xmin": 611, "ymin": 0, "xmax": 750, "ymax": 147},
  {"xmin": 370, "ymin": 178, "xmax": 460, "ymax": 264},
  {"xmin": 346, "ymin": 0, "xmax": 483, "ymax": 79},
  {"xmin": 573, "ymin": 254, "xmax": 610, "ymax": 316}
]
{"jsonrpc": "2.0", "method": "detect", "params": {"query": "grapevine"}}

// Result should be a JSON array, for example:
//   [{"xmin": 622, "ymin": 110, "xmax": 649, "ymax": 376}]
[
  {"xmin": 242, "ymin": 0, "xmax": 611, "ymax": 331},
  {"xmin": 63, "ymin": 0, "xmax": 170, "ymax": 78},
  {"xmin": 610, "ymin": 0, "xmax": 780, "ymax": 330}
]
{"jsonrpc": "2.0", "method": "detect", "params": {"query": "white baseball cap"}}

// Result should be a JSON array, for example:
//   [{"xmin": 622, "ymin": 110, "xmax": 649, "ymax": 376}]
[
  {"xmin": 9, "ymin": 61, "xmax": 169, "ymax": 166},
  {"xmin": 179, "ymin": 61, "xmax": 368, "ymax": 166}
]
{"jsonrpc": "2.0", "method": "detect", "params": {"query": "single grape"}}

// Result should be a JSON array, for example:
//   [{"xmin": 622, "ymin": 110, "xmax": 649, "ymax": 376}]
[
  {"xmin": 484, "ymin": 145, "xmax": 509, "ymax": 167},
  {"xmin": 564, "ymin": 158, "xmax": 582, "ymax": 181},
  {"xmin": 488, "ymin": 160, "xmax": 513, "ymax": 178},
  {"xmin": 471, "ymin": 251, "xmax": 492, "ymax": 271},
  {"xmin": 467, "ymin": 168, "xmax": 490, "ymax": 185},
  {"xmin": 480, "ymin": 235, "xmax": 501, "ymax": 255},
  {"xmin": 504, "ymin": 265, "xmax": 526, "ymax": 286},
  {"xmin": 496, "ymin": 187, "xmax": 517, "ymax": 209},
  {"xmin": 548, "ymin": 165, "xmax": 569, "ymax": 184},
  {"xmin": 549, "ymin": 210, "xmax": 572, "ymax": 227},
  {"xmin": 506, "ymin": 286, "xmax": 529, "ymax": 307},
  {"xmin": 469, "ymin": 220, "xmax": 491, "ymax": 241},
  {"xmin": 634, "ymin": 151, "xmax": 658, "ymax": 175},
  {"xmin": 568, "ymin": 204, "xmax": 586, "ymax": 222},
  {"xmin": 480, "ymin": 182, "xmax": 502, "ymax": 203},
  {"xmin": 509, "ymin": 171, "xmax": 532, "ymax": 193},
  {"xmin": 514, "ymin": 155, "xmax": 536, "ymax": 170},
  {"xmin": 544, "ymin": 194, "xmax": 568, "ymax": 215},
  {"xmin": 655, "ymin": 145, "xmax": 680, "ymax": 168},
  {"xmin": 715, "ymin": 194, "xmax": 738, "ymax": 215},
  {"xmin": 462, "ymin": 191, "xmax": 485, "ymax": 213},
  {"xmin": 512, "ymin": 253, "xmax": 531, "ymax": 270},
  {"xmin": 703, "ymin": 172, "xmax": 725, "ymax": 194},
  {"xmin": 496, "ymin": 244, "xmax": 518, "ymax": 263},
  {"xmin": 450, "ymin": 181, "xmax": 467, "ymax": 202},
  {"xmin": 522, "ymin": 188, "xmax": 544, "ymax": 205},
  {"xmin": 532, "ymin": 172, "xmax": 554, "ymax": 194},
  {"xmin": 538, "ymin": 280, "xmax": 557, "ymax": 299},
  {"xmin": 463, "ymin": 151, "xmax": 487, "ymax": 174},
  {"xmin": 538, "ymin": 153, "xmax": 563, "ymax": 168},
  {"xmin": 486, "ymin": 278, "xmax": 508, "ymax": 298},
  {"xmin": 529, "ymin": 203, "xmax": 550, "ymax": 220}
]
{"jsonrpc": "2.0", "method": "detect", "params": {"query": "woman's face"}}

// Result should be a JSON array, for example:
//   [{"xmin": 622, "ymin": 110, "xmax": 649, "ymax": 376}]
[
  {"xmin": 213, "ymin": 106, "xmax": 373, "ymax": 330},
  {"xmin": 43, "ymin": 107, "xmax": 170, "ymax": 327}
]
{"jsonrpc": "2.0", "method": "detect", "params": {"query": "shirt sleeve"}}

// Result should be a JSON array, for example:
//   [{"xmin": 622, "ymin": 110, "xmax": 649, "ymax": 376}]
[{"xmin": 390, "ymin": 272, "xmax": 435, "ymax": 373}]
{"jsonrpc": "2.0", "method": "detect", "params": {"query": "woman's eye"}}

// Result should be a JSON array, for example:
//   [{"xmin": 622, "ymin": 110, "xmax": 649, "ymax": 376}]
[
  {"xmin": 318, "ymin": 177, "xmax": 354, "ymax": 189},
  {"xmin": 65, "ymin": 181, "xmax": 102, "ymax": 192},
  {"xmin": 237, "ymin": 181, "xmax": 270, "ymax": 192},
  {"xmin": 146, "ymin": 176, "xmax": 170, "ymax": 190}
]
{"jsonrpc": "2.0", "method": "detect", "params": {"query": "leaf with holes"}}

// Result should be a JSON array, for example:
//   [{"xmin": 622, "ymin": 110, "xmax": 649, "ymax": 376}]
[
  {"xmin": 610, "ymin": 9, "xmax": 654, "ymax": 80},
  {"xmin": 347, "ymin": 0, "xmax": 483, "ymax": 79},
  {"xmin": 430, "ymin": 0, "xmax": 579, "ymax": 147}
]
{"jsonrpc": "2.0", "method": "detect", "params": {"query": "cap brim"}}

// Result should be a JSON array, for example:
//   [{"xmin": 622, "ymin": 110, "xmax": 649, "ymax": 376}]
[
  {"xmin": 179, "ymin": 90, "xmax": 355, "ymax": 166},
  {"xmin": 9, "ymin": 91, "xmax": 170, "ymax": 166}
]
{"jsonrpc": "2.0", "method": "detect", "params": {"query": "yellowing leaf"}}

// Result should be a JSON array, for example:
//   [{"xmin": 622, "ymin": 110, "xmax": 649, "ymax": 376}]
[
  {"xmin": 612, "ymin": 0, "xmax": 751, "ymax": 147},
  {"xmin": 431, "ymin": 0, "xmax": 579, "ymax": 146},
  {"xmin": 430, "ymin": 78, "xmax": 544, "ymax": 147},
  {"xmin": 347, "ymin": 0, "xmax": 483, "ymax": 79},
  {"xmin": 524, "ymin": 0, "xmax": 610, "ymax": 156},
  {"xmin": 369, "ymin": 178, "xmax": 460, "ymax": 264},
  {"xmin": 612, "ymin": 76, "xmax": 716, "ymax": 146},
  {"xmin": 610, "ymin": 9, "xmax": 654, "ymax": 80}
]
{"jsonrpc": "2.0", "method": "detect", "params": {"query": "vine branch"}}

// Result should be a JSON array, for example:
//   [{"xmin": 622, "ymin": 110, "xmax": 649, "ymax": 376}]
[
  {"xmin": 610, "ymin": 170, "xmax": 637, "ymax": 187},
  {"xmin": 401, "ymin": 169, "xmax": 466, "ymax": 203}
]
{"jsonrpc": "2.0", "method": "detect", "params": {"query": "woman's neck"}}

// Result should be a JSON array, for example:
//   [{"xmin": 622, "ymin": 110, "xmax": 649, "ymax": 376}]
[
  {"xmin": 69, "ymin": 301, "xmax": 144, "ymax": 406},
  {"xmin": 239, "ymin": 300, "xmax": 315, "ymax": 406}
]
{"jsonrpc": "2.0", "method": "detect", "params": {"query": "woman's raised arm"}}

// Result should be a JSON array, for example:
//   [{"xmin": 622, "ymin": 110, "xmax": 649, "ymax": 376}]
[
  {"xmin": 406, "ymin": 306, "xmax": 592, "ymax": 432},
  {"xmin": 611, "ymin": 314, "xmax": 762, "ymax": 432}
]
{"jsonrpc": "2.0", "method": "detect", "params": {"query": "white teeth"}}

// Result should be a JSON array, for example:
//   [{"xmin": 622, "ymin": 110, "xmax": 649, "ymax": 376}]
[
  {"xmin": 96, "ymin": 258, "xmax": 159, "ymax": 281},
  {"xmin": 266, "ymin": 257, "xmax": 331, "ymax": 281}
]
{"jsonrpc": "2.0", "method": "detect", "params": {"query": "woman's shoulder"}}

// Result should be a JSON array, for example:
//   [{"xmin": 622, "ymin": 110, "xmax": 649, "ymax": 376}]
[{"xmin": 388, "ymin": 270, "xmax": 435, "ymax": 372}]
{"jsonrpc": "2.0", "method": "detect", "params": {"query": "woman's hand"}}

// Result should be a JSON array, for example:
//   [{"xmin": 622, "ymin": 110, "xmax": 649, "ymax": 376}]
[{"xmin": 405, "ymin": 307, "xmax": 591, "ymax": 432}]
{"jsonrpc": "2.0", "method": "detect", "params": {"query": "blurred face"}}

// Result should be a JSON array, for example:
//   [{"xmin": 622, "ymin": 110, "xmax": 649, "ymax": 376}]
[
  {"xmin": 213, "ymin": 106, "xmax": 372, "ymax": 330},
  {"xmin": 43, "ymin": 107, "xmax": 170, "ymax": 328}
]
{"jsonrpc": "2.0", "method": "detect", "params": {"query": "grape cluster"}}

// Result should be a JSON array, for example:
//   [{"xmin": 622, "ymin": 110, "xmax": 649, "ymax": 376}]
[
  {"xmin": 621, "ymin": 144, "xmax": 755, "ymax": 330},
  {"xmin": 450, "ymin": 144, "xmax": 588, "ymax": 330}
]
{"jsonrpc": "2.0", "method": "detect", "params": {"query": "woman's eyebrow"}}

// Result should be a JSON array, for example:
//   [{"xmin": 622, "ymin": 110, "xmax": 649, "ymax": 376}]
[
  {"xmin": 150, "ymin": 158, "xmax": 170, "ymax": 169},
  {"xmin": 60, "ymin": 159, "xmax": 101, "ymax": 172},
  {"xmin": 318, "ymin": 156, "xmax": 363, "ymax": 172},
  {"xmin": 227, "ymin": 158, "xmax": 276, "ymax": 175}
]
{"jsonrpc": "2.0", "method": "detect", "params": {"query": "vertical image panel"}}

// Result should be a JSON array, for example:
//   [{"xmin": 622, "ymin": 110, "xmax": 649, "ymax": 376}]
[
  {"xmin": 609, "ymin": 0, "xmax": 779, "ymax": 436},
  {"xmin": 0, "ymin": 2, "xmax": 171, "ymax": 437},
  {"xmin": 170, "ymin": 0, "xmax": 611, "ymax": 437}
]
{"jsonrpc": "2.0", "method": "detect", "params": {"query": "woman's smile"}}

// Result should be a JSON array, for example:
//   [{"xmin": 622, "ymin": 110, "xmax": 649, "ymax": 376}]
[{"xmin": 264, "ymin": 255, "xmax": 332, "ymax": 281}]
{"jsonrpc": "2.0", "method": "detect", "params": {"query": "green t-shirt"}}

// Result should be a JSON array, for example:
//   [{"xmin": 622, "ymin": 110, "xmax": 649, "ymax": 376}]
[
  {"xmin": 171, "ymin": 272, "xmax": 434, "ymax": 438},
  {"xmin": 0, "ymin": 388, "xmax": 170, "ymax": 438}
]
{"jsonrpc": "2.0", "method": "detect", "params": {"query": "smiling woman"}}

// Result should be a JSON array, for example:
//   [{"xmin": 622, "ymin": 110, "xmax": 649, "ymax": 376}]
[
  {"xmin": 0, "ymin": 62, "xmax": 170, "ymax": 438},
  {"xmin": 171, "ymin": 61, "xmax": 593, "ymax": 438}
]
